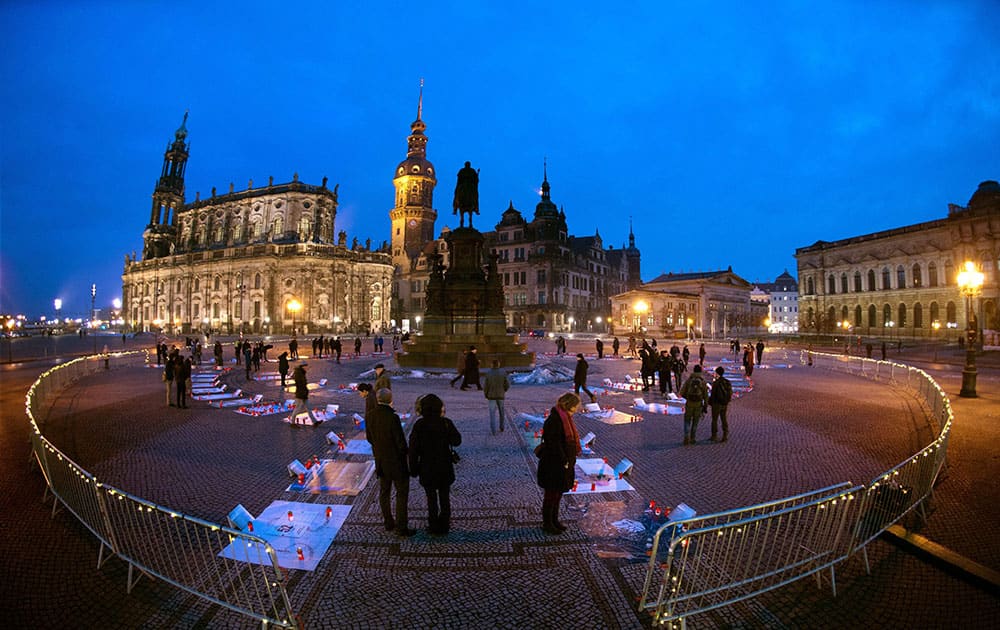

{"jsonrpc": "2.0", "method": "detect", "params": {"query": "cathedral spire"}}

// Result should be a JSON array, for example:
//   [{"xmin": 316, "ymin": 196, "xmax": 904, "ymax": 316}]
[
  {"xmin": 417, "ymin": 77, "xmax": 423, "ymax": 121},
  {"xmin": 541, "ymin": 157, "xmax": 551, "ymax": 200},
  {"xmin": 407, "ymin": 80, "xmax": 427, "ymax": 157},
  {"xmin": 628, "ymin": 216, "xmax": 636, "ymax": 249}
]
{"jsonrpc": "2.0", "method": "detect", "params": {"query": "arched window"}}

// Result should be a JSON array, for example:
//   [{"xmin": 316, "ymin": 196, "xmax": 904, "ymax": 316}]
[
  {"xmin": 254, "ymin": 273, "xmax": 262, "ymax": 290},
  {"xmin": 946, "ymin": 301, "xmax": 957, "ymax": 325},
  {"xmin": 828, "ymin": 275, "xmax": 837, "ymax": 295},
  {"xmin": 855, "ymin": 305, "xmax": 862, "ymax": 326},
  {"xmin": 213, "ymin": 276, "xmax": 221, "ymax": 291},
  {"xmin": 883, "ymin": 304, "xmax": 892, "ymax": 326},
  {"xmin": 944, "ymin": 261, "xmax": 954, "ymax": 286},
  {"xmin": 913, "ymin": 303, "xmax": 923, "ymax": 328},
  {"xmin": 828, "ymin": 306, "xmax": 837, "ymax": 327},
  {"xmin": 854, "ymin": 271, "xmax": 862, "ymax": 292},
  {"xmin": 806, "ymin": 277, "xmax": 815, "ymax": 295},
  {"xmin": 867, "ymin": 269, "xmax": 876, "ymax": 292},
  {"xmin": 928, "ymin": 262, "xmax": 938, "ymax": 287},
  {"xmin": 214, "ymin": 225, "xmax": 224, "ymax": 243},
  {"xmin": 912, "ymin": 263, "xmax": 922, "ymax": 287},
  {"xmin": 882, "ymin": 267, "xmax": 891, "ymax": 290},
  {"xmin": 194, "ymin": 277, "xmax": 200, "ymax": 291},
  {"xmin": 233, "ymin": 225, "xmax": 244, "ymax": 243},
  {"xmin": 930, "ymin": 301, "xmax": 939, "ymax": 324},
  {"xmin": 252, "ymin": 220, "xmax": 262, "ymax": 239},
  {"xmin": 896, "ymin": 265, "xmax": 906, "ymax": 289},
  {"xmin": 272, "ymin": 216, "xmax": 283, "ymax": 237},
  {"xmin": 176, "ymin": 279, "xmax": 181, "ymax": 292},
  {"xmin": 841, "ymin": 305, "xmax": 849, "ymax": 320},
  {"xmin": 868, "ymin": 304, "xmax": 877, "ymax": 328},
  {"xmin": 298, "ymin": 217, "xmax": 311, "ymax": 240},
  {"xmin": 898, "ymin": 303, "xmax": 907, "ymax": 328},
  {"xmin": 840, "ymin": 273, "xmax": 848, "ymax": 293}
]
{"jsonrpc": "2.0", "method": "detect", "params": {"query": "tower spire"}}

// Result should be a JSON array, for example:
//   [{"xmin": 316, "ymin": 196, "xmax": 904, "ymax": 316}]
[
  {"xmin": 417, "ymin": 78, "xmax": 424, "ymax": 121},
  {"xmin": 628, "ymin": 216, "xmax": 636, "ymax": 248},
  {"xmin": 541, "ymin": 157, "xmax": 550, "ymax": 200}
]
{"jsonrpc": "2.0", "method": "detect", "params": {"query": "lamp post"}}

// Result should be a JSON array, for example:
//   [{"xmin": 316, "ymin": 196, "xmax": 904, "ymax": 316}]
[
  {"xmin": 957, "ymin": 261, "xmax": 984, "ymax": 398},
  {"xmin": 90, "ymin": 284, "xmax": 97, "ymax": 354},
  {"xmin": 264, "ymin": 316, "xmax": 271, "ymax": 336},
  {"xmin": 633, "ymin": 300, "xmax": 648, "ymax": 333},
  {"xmin": 568, "ymin": 316, "xmax": 575, "ymax": 333},
  {"xmin": 288, "ymin": 298, "xmax": 302, "ymax": 335},
  {"xmin": 413, "ymin": 315, "xmax": 420, "ymax": 332},
  {"xmin": 932, "ymin": 320, "xmax": 941, "ymax": 362}
]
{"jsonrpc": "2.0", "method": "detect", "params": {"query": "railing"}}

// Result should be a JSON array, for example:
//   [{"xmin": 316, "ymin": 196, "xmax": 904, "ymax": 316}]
[
  {"xmin": 639, "ymin": 350, "xmax": 952, "ymax": 626},
  {"xmin": 26, "ymin": 352, "xmax": 299, "ymax": 629}
]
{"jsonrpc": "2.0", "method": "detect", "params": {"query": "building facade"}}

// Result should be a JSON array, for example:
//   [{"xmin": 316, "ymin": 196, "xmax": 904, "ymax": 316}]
[
  {"xmin": 122, "ymin": 114, "xmax": 393, "ymax": 335},
  {"xmin": 610, "ymin": 268, "xmax": 753, "ymax": 339},
  {"xmin": 752, "ymin": 270, "xmax": 799, "ymax": 334},
  {"xmin": 795, "ymin": 180, "xmax": 1000, "ymax": 339},
  {"xmin": 389, "ymin": 99, "xmax": 642, "ymax": 333}
]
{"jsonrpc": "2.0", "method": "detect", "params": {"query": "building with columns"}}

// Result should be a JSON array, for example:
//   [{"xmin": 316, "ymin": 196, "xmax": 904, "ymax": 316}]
[
  {"xmin": 795, "ymin": 180, "xmax": 999, "ymax": 339},
  {"xmin": 610, "ymin": 268, "xmax": 754, "ymax": 340},
  {"xmin": 122, "ymin": 114, "xmax": 393, "ymax": 335}
]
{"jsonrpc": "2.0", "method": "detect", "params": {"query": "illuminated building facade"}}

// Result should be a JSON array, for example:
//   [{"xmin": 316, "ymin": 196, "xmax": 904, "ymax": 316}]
[{"xmin": 122, "ymin": 114, "xmax": 393, "ymax": 335}]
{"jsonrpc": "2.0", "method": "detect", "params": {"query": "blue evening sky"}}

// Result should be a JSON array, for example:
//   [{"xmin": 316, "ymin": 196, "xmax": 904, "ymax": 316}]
[{"xmin": 1, "ymin": 1, "xmax": 997, "ymax": 317}]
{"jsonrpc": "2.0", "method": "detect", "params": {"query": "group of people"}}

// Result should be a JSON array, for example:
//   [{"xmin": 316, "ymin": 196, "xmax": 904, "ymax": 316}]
[
  {"xmin": 679, "ymin": 365, "xmax": 734, "ymax": 445},
  {"xmin": 161, "ymin": 345, "xmax": 194, "ymax": 409}
]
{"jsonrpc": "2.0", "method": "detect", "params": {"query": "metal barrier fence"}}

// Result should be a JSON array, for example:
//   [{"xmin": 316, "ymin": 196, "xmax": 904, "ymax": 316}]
[
  {"xmin": 26, "ymin": 352, "xmax": 299, "ymax": 629},
  {"xmin": 640, "ymin": 350, "xmax": 953, "ymax": 627}
]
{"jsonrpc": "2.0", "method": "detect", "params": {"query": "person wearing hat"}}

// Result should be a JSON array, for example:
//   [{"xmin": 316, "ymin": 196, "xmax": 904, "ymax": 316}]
[
  {"xmin": 374, "ymin": 363, "xmax": 391, "ymax": 392},
  {"xmin": 709, "ymin": 366, "xmax": 733, "ymax": 442},
  {"xmin": 366, "ymin": 388, "xmax": 414, "ymax": 536},
  {"xmin": 290, "ymin": 362, "xmax": 319, "ymax": 425},
  {"xmin": 573, "ymin": 353, "xmax": 597, "ymax": 403}
]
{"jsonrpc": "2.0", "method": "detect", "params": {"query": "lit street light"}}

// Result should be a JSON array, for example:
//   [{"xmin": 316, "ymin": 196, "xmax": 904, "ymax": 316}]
[
  {"xmin": 932, "ymin": 320, "xmax": 941, "ymax": 361},
  {"xmin": 91, "ymin": 283, "xmax": 97, "ymax": 354},
  {"xmin": 288, "ymin": 298, "xmax": 302, "ymax": 335},
  {"xmin": 633, "ymin": 300, "xmax": 648, "ymax": 333},
  {"xmin": 957, "ymin": 261, "xmax": 984, "ymax": 398}
]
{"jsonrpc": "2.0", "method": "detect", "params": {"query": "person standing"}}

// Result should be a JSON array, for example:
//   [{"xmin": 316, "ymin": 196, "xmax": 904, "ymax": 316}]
[
  {"xmin": 278, "ymin": 352, "xmax": 290, "ymax": 388},
  {"xmin": 290, "ymin": 363, "xmax": 319, "ymax": 425},
  {"xmin": 698, "ymin": 343, "xmax": 706, "ymax": 367},
  {"xmin": 367, "ymin": 388, "xmax": 414, "ymax": 537},
  {"xmin": 176, "ymin": 355, "xmax": 191, "ymax": 408},
  {"xmin": 680, "ymin": 365, "xmax": 709, "ymax": 445},
  {"xmin": 289, "ymin": 337, "xmax": 299, "ymax": 360},
  {"xmin": 880, "ymin": 341, "xmax": 887, "ymax": 361},
  {"xmin": 214, "ymin": 341, "xmax": 224, "ymax": 367},
  {"xmin": 483, "ymin": 359, "xmax": 510, "ymax": 434},
  {"xmin": 234, "ymin": 340, "xmax": 242, "ymax": 365},
  {"xmin": 628, "ymin": 335, "xmax": 637, "ymax": 358},
  {"xmin": 742, "ymin": 344, "xmax": 755, "ymax": 377},
  {"xmin": 461, "ymin": 346, "xmax": 482, "ymax": 390},
  {"xmin": 612, "ymin": 336, "xmax": 620, "ymax": 357},
  {"xmin": 374, "ymin": 363, "xmax": 391, "ymax": 391},
  {"xmin": 357, "ymin": 383, "xmax": 377, "ymax": 422},
  {"xmin": 354, "ymin": 336, "xmax": 362, "ymax": 357},
  {"xmin": 709, "ymin": 366, "xmax": 733, "ymax": 442},
  {"xmin": 658, "ymin": 350, "xmax": 673, "ymax": 395},
  {"xmin": 595, "ymin": 338, "xmax": 604, "ymax": 359},
  {"xmin": 573, "ymin": 353, "xmax": 597, "ymax": 403},
  {"xmin": 408, "ymin": 394, "xmax": 462, "ymax": 536},
  {"xmin": 755, "ymin": 339, "xmax": 765, "ymax": 366},
  {"xmin": 333, "ymin": 336, "xmax": 342, "ymax": 363},
  {"xmin": 536, "ymin": 392, "xmax": 582, "ymax": 535},
  {"xmin": 164, "ymin": 353, "xmax": 176, "ymax": 407}
]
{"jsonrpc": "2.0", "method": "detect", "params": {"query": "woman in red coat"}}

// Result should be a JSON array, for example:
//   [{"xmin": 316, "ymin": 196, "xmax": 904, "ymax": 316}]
[{"xmin": 536, "ymin": 392, "xmax": 582, "ymax": 534}]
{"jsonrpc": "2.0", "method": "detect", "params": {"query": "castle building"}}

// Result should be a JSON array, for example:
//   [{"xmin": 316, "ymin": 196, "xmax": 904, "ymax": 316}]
[
  {"xmin": 389, "ymin": 100, "xmax": 642, "ymax": 333},
  {"xmin": 122, "ymin": 114, "xmax": 393, "ymax": 335},
  {"xmin": 610, "ymin": 268, "xmax": 753, "ymax": 339},
  {"xmin": 795, "ymin": 180, "xmax": 999, "ymax": 339}
]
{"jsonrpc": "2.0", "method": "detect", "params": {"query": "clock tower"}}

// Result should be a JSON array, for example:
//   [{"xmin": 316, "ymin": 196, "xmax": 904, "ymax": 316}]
[
  {"xmin": 390, "ymin": 82, "xmax": 439, "ymax": 326},
  {"xmin": 390, "ymin": 82, "xmax": 437, "ymax": 272}
]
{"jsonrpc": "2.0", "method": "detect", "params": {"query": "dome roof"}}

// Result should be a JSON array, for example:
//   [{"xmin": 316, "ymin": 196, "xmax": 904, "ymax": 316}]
[
  {"xmin": 967, "ymin": 180, "xmax": 1000, "ymax": 211},
  {"xmin": 394, "ymin": 156, "xmax": 436, "ymax": 182},
  {"xmin": 499, "ymin": 201, "xmax": 525, "ymax": 226}
]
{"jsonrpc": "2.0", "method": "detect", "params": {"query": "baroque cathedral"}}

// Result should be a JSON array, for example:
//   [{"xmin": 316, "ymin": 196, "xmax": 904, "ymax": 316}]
[{"xmin": 121, "ymin": 113, "xmax": 393, "ymax": 335}]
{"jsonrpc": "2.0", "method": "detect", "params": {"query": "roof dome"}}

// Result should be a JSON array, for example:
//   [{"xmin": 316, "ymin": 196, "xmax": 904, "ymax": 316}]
[
  {"xmin": 967, "ymin": 180, "xmax": 1000, "ymax": 211},
  {"xmin": 394, "ymin": 156, "xmax": 436, "ymax": 182}
]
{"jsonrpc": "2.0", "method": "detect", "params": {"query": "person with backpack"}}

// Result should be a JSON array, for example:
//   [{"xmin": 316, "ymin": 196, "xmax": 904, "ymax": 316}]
[
  {"xmin": 679, "ymin": 364, "xmax": 709, "ymax": 445},
  {"xmin": 709, "ymin": 366, "xmax": 733, "ymax": 442}
]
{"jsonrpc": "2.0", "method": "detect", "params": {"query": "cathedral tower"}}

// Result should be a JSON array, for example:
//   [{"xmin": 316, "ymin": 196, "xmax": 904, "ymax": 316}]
[
  {"xmin": 390, "ymin": 82, "xmax": 438, "ymax": 272},
  {"xmin": 625, "ymin": 217, "xmax": 642, "ymax": 289},
  {"xmin": 142, "ymin": 112, "xmax": 189, "ymax": 259}
]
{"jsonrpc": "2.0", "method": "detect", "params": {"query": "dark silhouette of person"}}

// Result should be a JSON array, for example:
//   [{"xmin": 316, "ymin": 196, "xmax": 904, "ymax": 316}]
[{"xmin": 408, "ymin": 394, "xmax": 462, "ymax": 535}]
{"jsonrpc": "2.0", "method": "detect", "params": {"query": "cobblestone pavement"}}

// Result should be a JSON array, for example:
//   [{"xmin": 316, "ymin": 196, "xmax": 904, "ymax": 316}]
[{"xmin": 1, "ymin": 338, "xmax": 997, "ymax": 629}]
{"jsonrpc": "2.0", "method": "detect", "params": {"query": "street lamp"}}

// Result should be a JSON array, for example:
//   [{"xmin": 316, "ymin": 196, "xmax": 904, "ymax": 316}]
[
  {"xmin": 90, "ymin": 284, "xmax": 97, "ymax": 354},
  {"xmin": 633, "ymin": 300, "xmax": 648, "ymax": 333},
  {"xmin": 686, "ymin": 317, "xmax": 694, "ymax": 341},
  {"xmin": 288, "ymin": 298, "xmax": 302, "ymax": 335},
  {"xmin": 957, "ymin": 260, "xmax": 984, "ymax": 398},
  {"xmin": 568, "ymin": 316, "xmax": 575, "ymax": 333},
  {"xmin": 932, "ymin": 320, "xmax": 941, "ymax": 361},
  {"xmin": 413, "ymin": 315, "xmax": 420, "ymax": 332}
]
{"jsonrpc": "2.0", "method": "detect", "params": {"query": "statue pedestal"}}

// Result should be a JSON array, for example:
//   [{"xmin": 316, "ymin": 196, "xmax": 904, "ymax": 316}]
[{"xmin": 396, "ymin": 227, "xmax": 534, "ymax": 369}]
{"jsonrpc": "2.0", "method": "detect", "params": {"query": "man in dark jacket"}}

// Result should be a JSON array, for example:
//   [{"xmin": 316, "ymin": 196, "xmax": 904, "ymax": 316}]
[
  {"xmin": 374, "ymin": 363, "xmax": 391, "ymax": 391},
  {"xmin": 680, "ymin": 365, "xmax": 709, "ymax": 445},
  {"xmin": 595, "ymin": 338, "xmax": 604, "ymax": 359},
  {"xmin": 573, "ymin": 353, "xmax": 597, "ymax": 403},
  {"xmin": 367, "ymin": 388, "xmax": 413, "ymax": 536},
  {"xmin": 277, "ymin": 352, "xmax": 290, "ymax": 388},
  {"xmin": 709, "ymin": 366, "xmax": 733, "ymax": 442},
  {"xmin": 461, "ymin": 346, "xmax": 481, "ymax": 390},
  {"xmin": 290, "ymin": 363, "xmax": 318, "ymax": 425},
  {"xmin": 408, "ymin": 394, "xmax": 462, "ymax": 535}
]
